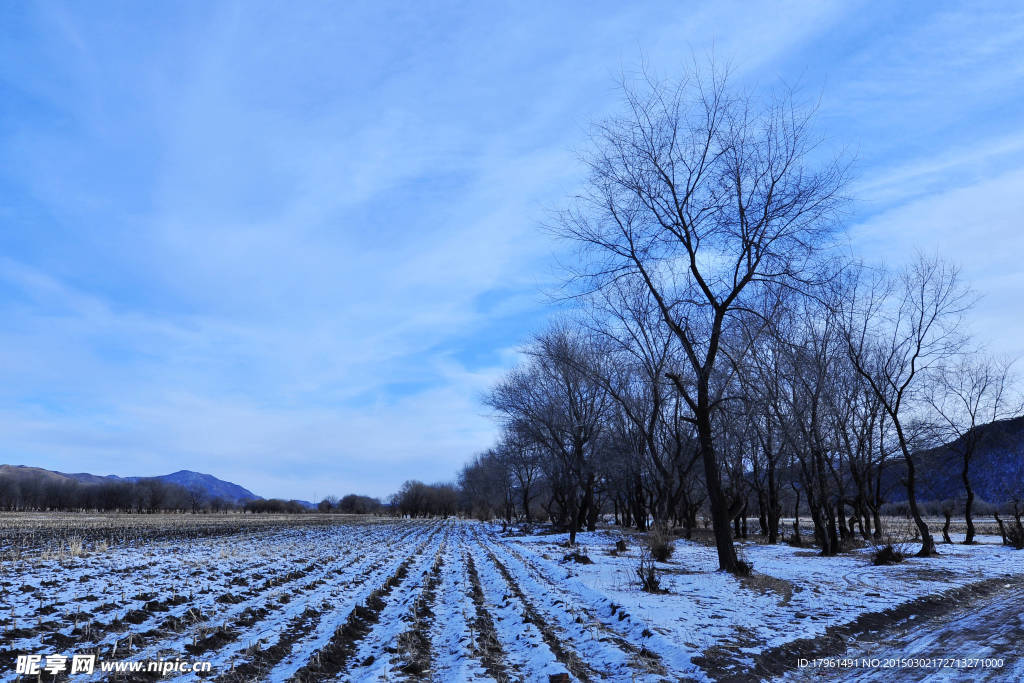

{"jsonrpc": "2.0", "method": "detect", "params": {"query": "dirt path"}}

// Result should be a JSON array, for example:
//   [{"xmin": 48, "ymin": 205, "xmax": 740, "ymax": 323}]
[{"xmin": 779, "ymin": 582, "xmax": 1024, "ymax": 681}]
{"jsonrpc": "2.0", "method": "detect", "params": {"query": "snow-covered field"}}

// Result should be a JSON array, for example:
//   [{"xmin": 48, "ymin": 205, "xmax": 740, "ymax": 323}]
[{"xmin": 1, "ymin": 517, "xmax": 1021, "ymax": 681}]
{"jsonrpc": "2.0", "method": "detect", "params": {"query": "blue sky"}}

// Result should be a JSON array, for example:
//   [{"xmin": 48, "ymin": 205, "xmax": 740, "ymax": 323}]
[{"xmin": 1, "ymin": 1, "xmax": 1023, "ymax": 500}]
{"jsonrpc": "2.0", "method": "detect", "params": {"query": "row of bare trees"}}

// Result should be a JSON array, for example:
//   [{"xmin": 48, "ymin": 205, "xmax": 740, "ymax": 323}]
[
  {"xmin": 462, "ymin": 64, "xmax": 1021, "ymax": 573},
  {"xmin": 0, "ymin": 475, "xmax": 235, "ymax": 513},
  {"xmin": 392, "ymin": 480, "xmax": 459, "ymax": 518}
]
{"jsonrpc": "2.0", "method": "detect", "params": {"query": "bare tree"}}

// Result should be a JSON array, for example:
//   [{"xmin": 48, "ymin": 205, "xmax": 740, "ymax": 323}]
[
  {"xmin": 770, "ymin": 299, "xmax": 848, "ymax": 555},
  {"xmin": 486, "ymin": 324, "xmax": 612, "ymax": 545},
  {"xmin": 188, "ymin": 488, "xmax": 207, "ymax": 514},
  {"xmin": 585, "ymin": 278, "xmax": 693, "ymax": 530},
  {"xmin": 557, "ymin": 64, "xmax": 846, "ymax": 573},
  {"xmin": 840, "ymin": 256, "xmax": 972, "ymax": 556},
  {"xmin": 926, "ymin": 354, "xmax": 1020, "ymax": 543},
  {"xmin": 497, "ymin": 429, "xmax": 544, "ymax": 522},
  {"xmin": 459, "ymin": 450, "xmax": 514, "ymax": 522},
  {"xmin": 736, "ymin": 311, "xmax": 801, "ymax": 545}
]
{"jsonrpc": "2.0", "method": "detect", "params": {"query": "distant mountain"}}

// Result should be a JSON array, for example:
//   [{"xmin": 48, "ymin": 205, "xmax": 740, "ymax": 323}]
[
  {"xmin": 60, "ymin": 471, "xmax": 122, "ymax": 485},
  {"xmin": 151, "ymin": 470, "xmax": 262, "ymax": 504},
  {"xmin": 885, "ymin": 415, "xmax": 1024, "ymax": 504},
  {"xmin": 51, "ymin": 468, "xmax": 263, "ymax": 504},
  {"xmin": 0, "ymin": 464, "xmax": 75, "ymax": 487}
]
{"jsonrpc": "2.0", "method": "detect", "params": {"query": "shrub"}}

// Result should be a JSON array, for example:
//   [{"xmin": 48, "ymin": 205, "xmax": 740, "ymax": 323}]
[
  {"xmin": 734, "ymin": 551, "xmax": 753, "ymax": 577},
  {"xmin": 871, "ymin": 544, "xmax": 905, "ymax": 565},
  {"xmin": 647, "ymin": 526, "xmax": 674, "ymax": 562},
  {"xmin": 869, "ymin": 518, "xmax": 917, "ymax": 562},
  {"xmin": 635, "ymin": 550, "xmax": 664, "ymax": 593},
  {"xmin": 562, "ymin": 551, "xmax": 594, "ymax": 564},
  {"xmin": 67, "ymin": 536, "xmax": 84, "ymax": 557},
  {"xmin": 840, "ymin": 536, "xmax": 869, "ymax": 552}
]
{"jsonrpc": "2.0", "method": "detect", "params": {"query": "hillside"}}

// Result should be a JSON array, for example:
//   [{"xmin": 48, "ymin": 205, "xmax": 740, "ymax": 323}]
[
  {"xmin": 0, "ymin": 464, "xmax": 75, "ymax": 487},
  {"xmin": 156, "ymin": 470, "xmax": 262, "ymax": 504},
  {"xmin": 886, "ymin": 415, "xmax": 1024, "ymax": 504},
  {"xmin": 0, "ymin": 465, "xmax": 262, "ymax": 505}
]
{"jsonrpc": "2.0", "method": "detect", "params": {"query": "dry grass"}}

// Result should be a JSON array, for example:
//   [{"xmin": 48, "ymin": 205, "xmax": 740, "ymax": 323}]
[{"xmin": 646, "ymin": 525, "xmax": 675, "ymax": 562}]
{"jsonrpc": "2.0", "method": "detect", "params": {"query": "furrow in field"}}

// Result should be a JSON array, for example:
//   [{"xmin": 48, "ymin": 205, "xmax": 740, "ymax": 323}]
[
  {"xmin": 464, "ymin": 549, "xmax": 512, "ymax": 682},
  {"xmin": 427, "ymin": 525, "xmax": 493, "ymax": 683},
  {"xmin": 94, "ymin": 523, "xmax": 423, "ymax": 678},
  {"xmin": 492, "ymin": 531, "xmax": 701, "ymax": 680},
  {"xmin": 341, "ymin": 525, "xmax": 451, "ymax": 680},
  {"xmin": 466, "ymin": 533, "xmax": 570, "ymax": 682},
  {"xmin": 270, "ymin": 521, "xmax": 445, "ymax": 681},
  {"xmin": 165, "ymin": 522, "xmax": 430, "ymax": 679},
  {"xmin": 8, "ymin": 523, "xmax": 375, "ymax": 663},
  {"xmin": 473, "ymin": 527, "xmax": 661, "ymax": 682},
  {"xmin": 10, "ymin": 543, "xmax": 295, "ymax": 661},
  {"xmin": 206, "ymin": 522, "xmax": 438, "ymax": 682},
  {"xmin": 1, "ymin": 527, "xmax": 338, "ymax": 678}
]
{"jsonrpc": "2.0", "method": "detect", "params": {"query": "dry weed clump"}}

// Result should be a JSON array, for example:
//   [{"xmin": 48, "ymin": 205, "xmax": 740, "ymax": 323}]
[
  {"xmin": 635, "ymin": 549, "xmax": 666, "ymax": 593},
  {"xmin": 871, "ymin": 544, "xmax": 906, "ymax": 565},
  {"xmin": 646, "ymin": 526, "xmax": 674, "ymax": 562},
  {"xmin": 562, "ymin": 551, "xmax": 594, "ymax": 564},
  {"xmin": 870, "ymin": 518, "xmax": 918, "ymax": 564}
]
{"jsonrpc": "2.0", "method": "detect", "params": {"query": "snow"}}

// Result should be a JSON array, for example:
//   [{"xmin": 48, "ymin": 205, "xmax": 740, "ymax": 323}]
[{"xmin": 1, "ymin": 517, "xmax": 1020, "ymax": 681}]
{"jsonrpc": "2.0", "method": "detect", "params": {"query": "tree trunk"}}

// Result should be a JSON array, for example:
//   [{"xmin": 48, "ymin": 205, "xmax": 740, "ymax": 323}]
[
  {"xmin": 792, "ymin": 487, "xmax": 802, "ymax": 546},
  {"xmin": 836, "ymin": 499, "xmax": 850, "ymax": 543},
  {"xmin": 757, "ymin": 493, "xmax": 769, "ymax": 538},
  {"xmin": 824, "ymin": 503, "xmax": 839, "ymax": 555},
  {"xmin": 767, "ymin": 459, "xmax": 780, "ymax": 544},
  {"xmin": 896, "ymin": 425, "xmax": 936, "ymax": 556},
  {"xmin": 994, "ymin": 513, "xmax": 1007, "ymax": 545},
  {"xmin": 696, "ymin": 405, "xmax": 741, "ymax": 573},
  {"xmin": 567, "ymin": 492, "xmax": 579, "ymax": 546},
  {"xmin": 963, "ymin": 458, "xmax": 976, "ymax": 544}
]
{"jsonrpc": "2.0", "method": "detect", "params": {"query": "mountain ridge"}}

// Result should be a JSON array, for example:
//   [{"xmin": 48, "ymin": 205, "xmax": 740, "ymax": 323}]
[
  {"xmin": 0, "ymin": 465, "xmax": 263, "ymax": 505},
  {"xmin": 882, "ymin": 414, "xmax": 1024, "ymax": 505}
]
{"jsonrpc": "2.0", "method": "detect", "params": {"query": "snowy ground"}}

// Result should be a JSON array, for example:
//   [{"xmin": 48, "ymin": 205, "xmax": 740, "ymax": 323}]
[
  {"xmin": 781, "ymin": 583, "xmax": 1024, "ymax": 681},
  {"xmin": 0, "ymin": 517, "xmax": 1021, "ymax": 681}
]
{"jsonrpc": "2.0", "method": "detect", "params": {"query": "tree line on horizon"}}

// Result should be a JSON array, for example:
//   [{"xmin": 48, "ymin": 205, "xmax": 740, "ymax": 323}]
[
  {"xmin": 0, "ymin": 471, "xmax": 391, "ymax": 516},
  {"xmin": 0, "ymin": 474, "xmax": 238, "ymax": 513}
]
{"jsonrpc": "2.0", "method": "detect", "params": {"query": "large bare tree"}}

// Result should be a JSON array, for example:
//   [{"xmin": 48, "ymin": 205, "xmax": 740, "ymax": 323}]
[{"xmin": 557, "ymin": 65, "xmax": 846, "ymax": 573}]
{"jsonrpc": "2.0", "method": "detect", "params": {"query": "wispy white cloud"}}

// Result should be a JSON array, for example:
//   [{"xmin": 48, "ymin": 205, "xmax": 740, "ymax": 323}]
[
  {"xmin": 850, "ymin": 166, "xmax": 1024, "ymax": 360},
  {"xmin": 850, "ymin": 131, "xmax": 1024, "ymax": 206}
]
